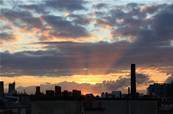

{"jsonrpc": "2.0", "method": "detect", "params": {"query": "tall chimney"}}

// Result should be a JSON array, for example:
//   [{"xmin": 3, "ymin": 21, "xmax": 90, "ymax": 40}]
[{"xmin": 131, "ymin": 64, "xmax": 136, "ymax": 98}]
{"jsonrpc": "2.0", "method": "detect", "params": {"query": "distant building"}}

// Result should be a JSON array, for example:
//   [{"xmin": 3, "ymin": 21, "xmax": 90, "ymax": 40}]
[
  {"xmin": 62, "ymin": 90, "xmax": 72, "ymax": 97},
  {"xmin": 85, "ymin": 94, "xmax": 94, "ymax": 98},
  {"xmin": 72, "ymin": 90, "xmax": 81, "ymax": 97},
  {"xmin": 0, "ymin": 81, "xmax": 4, "ymax": 97},
  {"xmin": 101, "ymin": 91, "xmax": 122, "ymax": 98},
  {"xmin": 35, "ymin": 86, "xmax": 41, "ymax": 95},
  {"xmin": 111, "ymin": 91, "xmax": 121, "ymax": 98},
  {"xmin": 101, "ymin": 92, "xmax": 106, "ymax": 98},
  {"xmin": 8, "ymin": 82, "xmax": 16, "ymax": 96},
  {"xmin": 147, "ymin": 83, "xmax": 170, "ymax": 97},
  {"xmin": 55, "ymin": 86, "xmax": 61, "ymax": 96},
  {"xmin": 46, "ymin": 90, "xmax": 55, "ymax": 96},
  {"xmin": 101, "ymin": 92, "xmax": 113, "ymax": 98}
]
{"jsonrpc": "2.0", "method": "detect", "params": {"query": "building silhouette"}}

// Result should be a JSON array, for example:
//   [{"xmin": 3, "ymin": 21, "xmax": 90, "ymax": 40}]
[
  {"xmin": 55, "ymin": 86, "xmax": 61, "ymax": 96},
  {"xmin": 72, "ymin": 90, "xmax": 81, "ymax": 97},
  {"xmin": 8, "ymin": 82, "xmax": 16, "ymax": 96},
  {"xmin": 0, "ymin": 81, "xmax": 4, "ymax": 97},
  {"xmin": 35, "ymin": 86, "xmax": 41, "ymax": 95},
  {"xmin": 46, "ymin": 90, "xmax": 55, "ymax": 96},
  {"xmin": 147, "ymin": 83, "xmax": 173, "ymax": 97}
]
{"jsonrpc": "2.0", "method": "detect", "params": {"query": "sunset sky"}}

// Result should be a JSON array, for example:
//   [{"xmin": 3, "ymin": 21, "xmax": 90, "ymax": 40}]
[{"xmin": 0, "ymin": 0, "xmax": 173, "ymax": 95}]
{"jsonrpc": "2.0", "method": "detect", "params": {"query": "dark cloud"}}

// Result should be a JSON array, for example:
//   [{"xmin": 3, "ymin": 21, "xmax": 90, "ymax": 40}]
[
  {"xmin": 99, "ymin": 4, "xmax": 173, "ymax": 72},
  {"xmin": 151, "ymin": 5, "xmax": 173, "ymax": 42},
  {"xmin": 44, "ymin": 15, "xmax": 89, "ymax": 38},
  {"xmin": 0, "ymin": 41, "xmax": 129, "ymax": 76},
  {"xmin": 68, "ymin": 14, "xmax": 91, "ymax": 25},
  {"xmin": 1, "ymin": 38, "xmax": 173, "ymax": 76},
  {"xmin": 115, "ymin": 46, "xmax": 173, "ymax": 73},
  {"xmin": 45, "ymin": 0, "xmax": 87, "ymax": 11},
  {"xmin": 136, "ymin": 73, "xmax": 154, "ymax": 84},
  {"xmin": 19, "ymin": 3, "xmax": 48, "ymax": 14},
  {"xmin": 0, "ymin": 33, "xmax": 14, "ymax": 41},
  {"xmin": 1, "ymin": 3, "xmax": 173, "ymax": 78},
  {"xmin": 0, "ymin": 50, "xmax": 72, "ymax": 76},
  {"xmin": 93, "ymin": 3, "xmax": 108, "ymax": 9},
  {"xmin": 0, "ymin": 9, "xmax": 31, "ymax": 19},
  {"xmin": 0, "ymin": 9, "xmax": 43, "ymax": 29},
  {"xmin": 109, "ymin": 4, "xmax": 173, "ymax": 46},
  {"xmin": 19, "ymin": 0, "xmax": 87, "ymax": 14},
  {"xmin": 0, "ymin": 8, "xmax": 89, "ymax": 39},
  {"xmin": 0, "ymin": 32, "xmax": 15, "ymax": 44},
  {"xmin": 98, "ymin": 73, "xmax": 152, "ymax": 92}
]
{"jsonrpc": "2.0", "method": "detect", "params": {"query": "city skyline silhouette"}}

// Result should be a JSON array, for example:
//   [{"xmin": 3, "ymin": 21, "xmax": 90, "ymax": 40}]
[{"xmin": 1, "ymin": 0, "xmax": 173, "ymax": 113}]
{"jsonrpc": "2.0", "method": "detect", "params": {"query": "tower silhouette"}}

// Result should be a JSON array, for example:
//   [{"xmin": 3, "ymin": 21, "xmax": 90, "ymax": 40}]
[{"xmin": 131, "ymin": 64, "xmax": 136, "ymax": 98}]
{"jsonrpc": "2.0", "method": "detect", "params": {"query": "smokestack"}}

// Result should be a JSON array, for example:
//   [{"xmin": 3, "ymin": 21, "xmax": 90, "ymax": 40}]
[{"xmin": 131, "ymin": 64, "xmax": 136, "ymax": 98}]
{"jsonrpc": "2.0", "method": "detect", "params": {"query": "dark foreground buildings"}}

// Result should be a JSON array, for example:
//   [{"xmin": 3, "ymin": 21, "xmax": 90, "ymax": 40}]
[
  {"xmin": 30, "ymin": 99, "xmax": 158, "ymax": 114},
  {"xmin": 0, "ymin": 81, "xmax": 31, "ymax": 114}
]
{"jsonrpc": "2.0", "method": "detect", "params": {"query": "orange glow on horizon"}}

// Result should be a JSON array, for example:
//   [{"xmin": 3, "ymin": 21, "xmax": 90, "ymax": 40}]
[
  {"xmin": 137, "ymin": 66, "xmax": 169, "ymax": 83},
  {"xmin": 0, "ymin": 74, "xmax": 121, "ymax": 87},
  {"xmin": 0, "ymin": 66, "xmax": 169, "ymax": 95}
]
